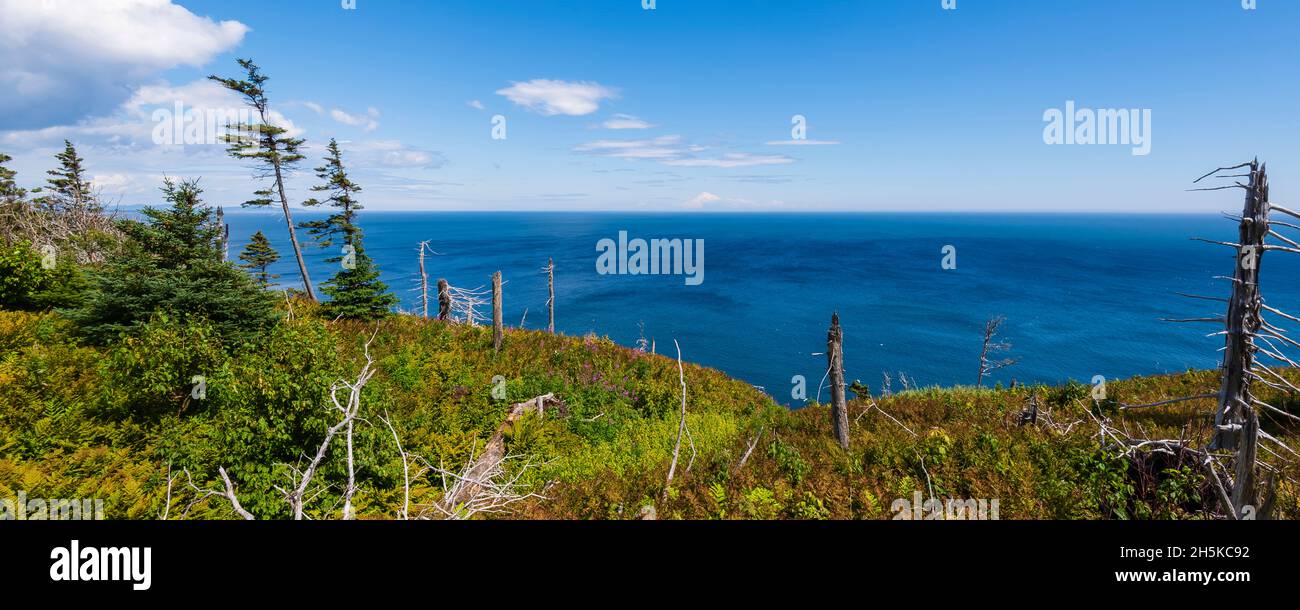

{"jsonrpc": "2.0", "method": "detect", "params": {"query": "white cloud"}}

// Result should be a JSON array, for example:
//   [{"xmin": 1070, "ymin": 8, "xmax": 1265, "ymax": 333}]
[
  {"xmin": 601, "ymin": 114, "xmax": 653, "ymax": 130},
  {"xmin": 2, "ymin": 78, "xmax": 305, "ymax": 150},
  {"xmin": 346, "ymin": 139, "xmax": 447, "ymax": 169},
  {"xmin": 467, "ymin": 100, "xmax": 486, "ymax": 111},
  {"xmin": 329, "ymin": 107, "xmax": 380, "ymax": 132},
  {"xmin": 0, "ymin": 0, "xmax": 248, "ymax": 129},
  {"xmin": 683, "ymin": 192, "xmax": 721, "ymax": 209},
  {"xmin": 663, "ymin": 153, "xmax": 795, "ymax": 168},
  {"xmin": 766, "ymin": 139, "xmax": 841, "ymax": 146},
  {"xmin": 495, "ymin": 79, "xmax": 618, "ymax": 116},
  {"xmin": 575, "ymin": 135, "xmax": 684, "ymax": 160},
  {"xmin": 576, "ymin": 136, "xmax": 796, "ymax": 169},
  {"xmin": 680, "ymin": 192, "xmax": 790, "ymax": 211},
  {"xmin": 91, "ymin": 173, "xmax": 135, "ymax": 191}
]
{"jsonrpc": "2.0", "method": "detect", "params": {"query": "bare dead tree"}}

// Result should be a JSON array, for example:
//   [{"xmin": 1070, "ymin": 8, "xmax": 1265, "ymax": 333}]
[
  {"xmin": 1134, "ymin": 160, "xmax": 1298, "ymax": 519},
  {"xmin": 492, "ymin": 271, "xmax": 503, "ymax": 352},
  {"xmin": 662, "ymin": 339, "xmax": 695, "ymax": 502},
  {"xmin": 430, "ymin": 393, "xmax": 563, "ymax": 519},
  {"xmin": 0, "ymin": 189, "xmax": 122, "ymax": 264},
  {"xmin": 899, "ymin": 371, "xmax": 915, "ymax": 392},
  {"xmin": 977, "ymin": 316, "xmax": 1018, "ymax": 389},
  {"xmin": 424, "ymin": 452, "xmax": 546, "ymax": 520},
  {"xmin": 827, "ymin": 313, "xmax": 850, "ymax": 449},
  {"xmin": 635, "ymin": 320, "xmax": 649, "ymax": 352},
  {"xmin": 545, "ymin": 258, "xmax": 555, "ymax": 333},
  {"xmin": 447, "ymin": 283, "xmax": 490, "ymax": 325},
  {"xmin": 419, "ymin": 241, "xmax": 430, "ymax": 319},
  {"xmin": 275, "ymin": 330, "xmax": 378, "ymax": 520}
]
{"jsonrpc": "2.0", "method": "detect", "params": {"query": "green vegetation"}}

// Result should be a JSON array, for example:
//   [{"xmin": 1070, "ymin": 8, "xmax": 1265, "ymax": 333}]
[
  {"xmin": 33, "ymin": 140, "xmax": 96, "ymax": 214},
  {"xmin": 299, "ymin": 138, "xmax": 397, "ymax": 321},
  {"xmin": 209, "ymin": 58, "xmax": 315, "ymax": 300},
  {"xmin": 65, "ymin": 178, "xmax": 277, "ymax": 345},
  {"xmin": 238, "ymin": 230, "xmax": 280, "ymax": 288},
  {"xmin": 2, "ymin": 300, "xmax": 1296, "ymax": 519},
  {"xmin": 0, "ymin": 153, "xmax": 25, "ymax": 203},
  {"xmin": 1, "ymin": 127, "xmax": 1293, "ymax": 521}
]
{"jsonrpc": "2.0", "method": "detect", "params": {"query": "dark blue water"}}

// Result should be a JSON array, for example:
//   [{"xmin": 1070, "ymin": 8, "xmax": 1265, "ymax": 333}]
[{"xmin": 220, "ymin": 212, "xmax": 1300, "ymax": 403}]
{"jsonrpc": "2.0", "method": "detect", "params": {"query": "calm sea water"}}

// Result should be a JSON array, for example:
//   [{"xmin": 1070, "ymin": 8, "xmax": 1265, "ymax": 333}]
[{"xmin": 219, "ymin": 212, "xmax": 1300, "ymax": 404}]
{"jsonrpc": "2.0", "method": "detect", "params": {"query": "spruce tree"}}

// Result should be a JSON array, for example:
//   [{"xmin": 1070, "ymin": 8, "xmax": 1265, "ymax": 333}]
[
  {"xmin": 68, "ymin": 178, "xmax": 278, "ymax": 344},
  {"xmin": 36, "ymin": 140, "xmax": 96, "ymax": 213},
  {"xmin": 300, "ymin": 139, "xmax": 396, "ymax": 320},
  {"xmin": 0, "ymin": 152, "xmax": 26, "ymax": 203},
  {"xmin": 209, "ymin": 59, "xmax": 316, "ymax": 301},
  {"xmin": 239, "ymin": 230, "xmax": 280, "ymax": 288}
]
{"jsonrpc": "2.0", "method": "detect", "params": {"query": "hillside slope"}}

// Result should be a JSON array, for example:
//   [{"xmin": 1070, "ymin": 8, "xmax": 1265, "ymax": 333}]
[{"xmin": 1, "ymin": 308, "xmax": 1295, "ymax": 519}]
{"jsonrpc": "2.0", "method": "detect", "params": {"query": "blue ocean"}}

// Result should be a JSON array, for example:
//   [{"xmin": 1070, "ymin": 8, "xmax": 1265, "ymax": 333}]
[{"xmin": 220, "ymin": 212, "xmax": 1300, "ymax": 404}]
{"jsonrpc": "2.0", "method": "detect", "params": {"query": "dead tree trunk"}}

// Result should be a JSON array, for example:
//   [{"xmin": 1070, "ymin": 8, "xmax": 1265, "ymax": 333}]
[
  {"xmin": 827, "ymin": 312, "xmax": 850, "ymax": 450},
  {"xmin": 1212, "ymin": 161, "xmax": 1269, "ymax": 454},
  {"xmin": 437, "ymin": 278, "xmax": 450, "ymax": 321},
  {"xmin": 446, "ymin": 394, "xmax": 566, "ymax": 511},
  {"xmin": 492, "ymin": 271, "xmax": 503, "ymax": 352},
  {"xmin": 419, "ymin": 241, "xmax": 430, "ymax": 319},
  {"xmin": 547, "ymin": 258, "xmax": 555, "ymax": 334}
]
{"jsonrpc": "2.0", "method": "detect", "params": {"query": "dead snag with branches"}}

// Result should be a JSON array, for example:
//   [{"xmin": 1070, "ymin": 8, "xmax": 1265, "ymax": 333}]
[
  {"xmin": 977, "ymin": 316, "xmax": 1018, "ymax": 389},
  {"xmin": 432, "ymin": 394, "xmax": 565, "ymax": 519},
  {"xmin": 1136, "ymin": 160, "xmax": 1297, "ymax": 519},
  {"xmin": 286, "ymin": 330, "xmax": 378, "ymax": 519},
  {"xmin": 446, "ymin": 282, "xmax": 490, "ymax": 325}
]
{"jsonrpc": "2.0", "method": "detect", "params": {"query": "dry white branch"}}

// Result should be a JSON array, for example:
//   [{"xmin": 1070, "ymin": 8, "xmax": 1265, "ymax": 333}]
[
  {"xmin": 281, "ymin": 330, "xmax": 378, "ymax": 520},
  {"xmin": 662, "ymin": 339, "xmax": 690, "ymax": 502}
]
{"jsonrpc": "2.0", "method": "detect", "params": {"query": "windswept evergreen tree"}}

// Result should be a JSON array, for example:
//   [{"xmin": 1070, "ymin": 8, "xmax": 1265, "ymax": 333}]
[
  {"xmin": 0, "ymin": 152, "xmax": 26, "ymax": 203},
  {"xmin": 209, "ymin": 59, "xmax": 316, "ymax": 301},
  {"xmin": 239, "ymin": 230, "xmax": 280, "ymax": 288},
  {"xmin": 300, "ymin": 139, "xmax": 396, "ymax": 320},
  {"xmin": 35, "ymin": 140, "xmax": 96, "ymax": 213},
  {"xmin": 68, "ymin": 178, "xmax": 278, "ymax": 344}
]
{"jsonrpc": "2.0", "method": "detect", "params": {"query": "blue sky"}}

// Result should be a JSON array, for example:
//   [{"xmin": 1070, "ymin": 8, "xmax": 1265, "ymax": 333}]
[{"xmin": 1, "ymin": 0, "xmax": 1296, "ymax": 211}]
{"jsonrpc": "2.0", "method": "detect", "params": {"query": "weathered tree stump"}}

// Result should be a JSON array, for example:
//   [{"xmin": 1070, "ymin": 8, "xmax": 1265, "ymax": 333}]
[
  {"xmin": 437, "ymin": 278, "xmax": 450, "ymax": 320},
  {"xmin": 827, "ymin": 312, "xmax": 850, "ymax": 450}
]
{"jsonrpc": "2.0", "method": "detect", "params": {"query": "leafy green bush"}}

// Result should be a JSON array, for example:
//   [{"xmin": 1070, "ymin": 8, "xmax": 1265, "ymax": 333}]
[{"xmin": 0, "ymin": 241, "xmax": 86, "ymax": 311}]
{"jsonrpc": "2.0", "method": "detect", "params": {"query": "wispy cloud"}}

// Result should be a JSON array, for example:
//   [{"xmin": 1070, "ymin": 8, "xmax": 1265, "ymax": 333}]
[
  {"xmin": 765, "ymin": 139, "xmax": 840, "ymax": 146},
  {"xmin": 467, "ymin": 100, "xmax": 486, "ymax": 111},
  {"xmin": 575, "ymin": 135, "xmax": 683, "ymax": 160},
  {"xmin": 329, "ymin": 107, "xmax": 380, "ymax": 132},
  {"xmin": 346, "ymin": 139, "xmax": 446, "ymax": 169},
  {"xmin": 663, "ymin": 152, "xmax": 795, "ymax": 168},
  {"xmin": 496, "ymin": 79, "xmax": 618, "ymax": 116},
  {"xmin": 600, "ymin": 114, "xmax": 653, "ymax": 130},
  {"xmin": 576, "ymin": 136, "xmax": 795, "ymax": 168}
]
